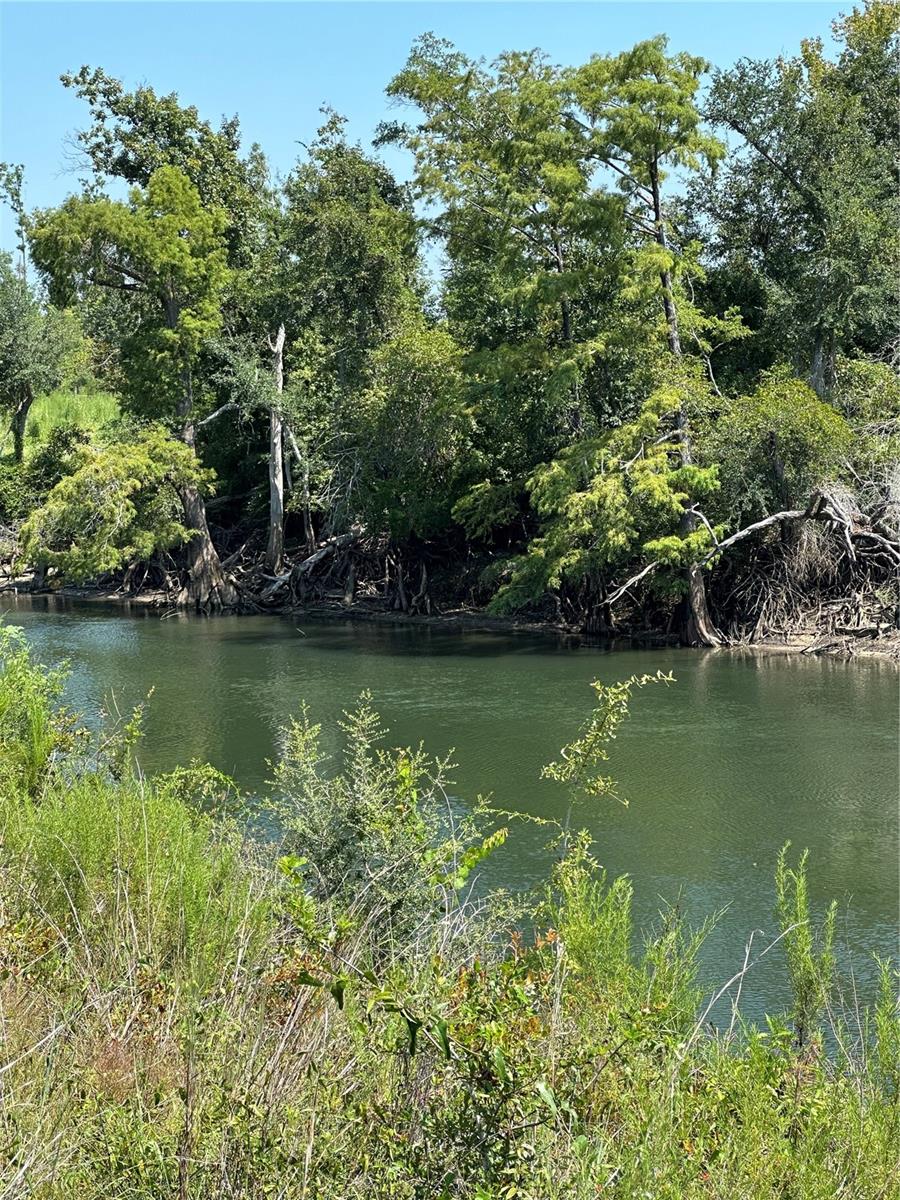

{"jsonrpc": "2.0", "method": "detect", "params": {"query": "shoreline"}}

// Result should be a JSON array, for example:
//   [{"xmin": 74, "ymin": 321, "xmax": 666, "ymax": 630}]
[{"xmin": 3, "ymin": 581, "xmax": 898, "ymax": 663}]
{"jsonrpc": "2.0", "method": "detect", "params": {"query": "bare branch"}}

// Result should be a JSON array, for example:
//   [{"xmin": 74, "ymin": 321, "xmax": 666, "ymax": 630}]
[
  {"xmin": 606, "ymin": 561, "xmax": 659, "ymax": 607},
  {"xmin": 196, "ymin": 402, "xmax": 239, "ymax": 429},
  {"xmin": 700, "ymin": 508, "xmax": 807, "ymax": 564}
]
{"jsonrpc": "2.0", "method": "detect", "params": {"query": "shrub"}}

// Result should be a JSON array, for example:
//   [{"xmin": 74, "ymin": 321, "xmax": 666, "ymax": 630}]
[
  {"xmin": 704, "ymin": 367, "xmax": 853, "ymax": 524},
  {"xmin": 19, "ymin": 426, "xmax": 213, "ymax": 583}
]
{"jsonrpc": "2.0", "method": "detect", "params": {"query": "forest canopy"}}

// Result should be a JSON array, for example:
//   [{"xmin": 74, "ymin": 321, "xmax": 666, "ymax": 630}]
[{"xmin": 1, "ymin": 1, "xmax": 897, "ymax": 646}]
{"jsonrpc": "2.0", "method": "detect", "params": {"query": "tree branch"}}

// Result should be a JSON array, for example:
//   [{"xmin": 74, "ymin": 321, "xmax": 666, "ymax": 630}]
[
  {"xmin": 725, "ymin": 118, "xmax": 825, "ymax": 221},
  {"xmin": 700, "ymin": 508, "xmax": 807, "ymax": 564},
  {"xmin": 196, "ymin": 402, "xmax": 239, "ymax": 428},
  {"xmin": 606, "ymin": 561, "xmax": 659, "ymax": 607}
]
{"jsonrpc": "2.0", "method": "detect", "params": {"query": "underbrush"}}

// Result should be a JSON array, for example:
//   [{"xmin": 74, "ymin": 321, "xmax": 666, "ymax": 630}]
[{"xmin": 0, "ymin": 627, "xmax": 896, "ymax": 1198}]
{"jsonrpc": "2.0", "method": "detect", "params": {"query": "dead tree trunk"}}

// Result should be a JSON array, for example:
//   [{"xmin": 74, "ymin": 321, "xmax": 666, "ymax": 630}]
[
  {"xmin": 650, "ymin": 163, "xmax": 720, "ymax": 647},
  {"xmin": 265, "ymin": 324, "xmax": 286, "ymax": 573}
]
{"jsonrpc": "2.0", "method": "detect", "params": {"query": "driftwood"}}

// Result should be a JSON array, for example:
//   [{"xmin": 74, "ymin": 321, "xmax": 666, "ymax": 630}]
[{"xmin": 259, "ymin": 533, "xmax": 358, "ymax": 600}]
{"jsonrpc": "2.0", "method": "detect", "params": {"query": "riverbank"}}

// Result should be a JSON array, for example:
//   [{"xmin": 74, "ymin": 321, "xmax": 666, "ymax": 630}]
[
  {"xmin": 4, "ymin": 574, "xmax": 899, "ymax": 662},
  {"xmin": 2, "ymin": 626, "xmax": 897, "ymax": 1200}
]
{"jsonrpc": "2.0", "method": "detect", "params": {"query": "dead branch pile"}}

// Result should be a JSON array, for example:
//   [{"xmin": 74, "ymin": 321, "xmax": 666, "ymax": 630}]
[
  {"xmin": 232, "ymin": 532, "xmax": 437, "ymax": 616},
  {"xmin": 712, "ymin": 484, "xmax": 900, "ymax": 646}
]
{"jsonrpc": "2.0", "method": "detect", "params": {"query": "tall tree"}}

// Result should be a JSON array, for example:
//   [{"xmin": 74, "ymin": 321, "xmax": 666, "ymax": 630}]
[
  {"xmin": 385, "ymin": 38, "xmax": 629, "ymax": 466},
  {"xmin": 281, "ymin": 113, "xmax": 420, "ymax": 536},
  {"xmin": 572, "ymin": 36, "xmax": 727, "ymax": 643},
  {"xmin": 701, "ymin": 0, "xmax": 899, "ymax": 395},
  {"xmin": 0, "ymin": 252, "xmax": 83, "ymax": 461},
  {"xmin": 0, "ymin": 163, "xmax": 28, "ymax": 280},
  {"xmin": 29, "ymin": 167, "xmax": 237, "ymax": 606},
  {"xmin": 26, "ymin": 67, "xmax": 274, "ymax": 602},
  {"xmin": 60, "ymin": 66, "xmax": 267, "ymax": 265}
]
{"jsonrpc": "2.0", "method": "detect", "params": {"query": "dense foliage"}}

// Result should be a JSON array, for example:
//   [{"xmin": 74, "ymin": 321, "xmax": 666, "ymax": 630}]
[{"xmin": 0, "ymin": 1, "xmax": 897, "ymax": 644}]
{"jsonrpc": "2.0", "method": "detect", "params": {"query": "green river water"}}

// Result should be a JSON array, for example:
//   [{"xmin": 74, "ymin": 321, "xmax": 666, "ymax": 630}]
[{"xmin": 3, "ymin": 596, "xmax": 897, "ymax": 1021}]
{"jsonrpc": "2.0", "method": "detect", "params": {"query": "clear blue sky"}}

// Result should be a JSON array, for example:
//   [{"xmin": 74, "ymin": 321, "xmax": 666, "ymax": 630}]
[{"xmin": 2, "ymin": 1, "xmax": 843, "ymax": 252}]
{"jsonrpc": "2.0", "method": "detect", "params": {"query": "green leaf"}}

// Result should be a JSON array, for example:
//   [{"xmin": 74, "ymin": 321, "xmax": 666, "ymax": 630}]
[
  {"xmin": 436, "ymin": 1018, "xmax": 452, "ymax": 1060},
  {"xmin": 536, "ymin": 1080, "xmax": 559, "ymax": 1116},
  {"xmin": 329, "ymin": 978, "xmax": 348, "ymax": 1009}
]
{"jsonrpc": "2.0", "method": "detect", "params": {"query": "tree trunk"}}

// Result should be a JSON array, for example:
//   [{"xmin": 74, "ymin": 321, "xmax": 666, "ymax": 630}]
[
  {"xmin": 286, "ymin": 424, "xmax": 316, "ymax": 555},
  {"xmin": 809, "ymin": 327, "xmax": 835, "ymax": 399},
  {"xmin": 679, "ymin": 563, "xmax": 721, "ymax": 646},
  {"xmin": 265, "ymin": 324, "xmax": 286, "ymax": 573},
  {"xmin": 175, "ymin": 352, "xmax": 237, "ymax": 610},
  {"xmin": 11, "ymin": 383, "xmax": 33, "ymax": 463},
  {"xmin": 650, "ymin": 164, "xmax": 719, "ymax": 647},
  {"xmin": 176, "ymin": 483, "xmax": 238, "ymax": 609}
]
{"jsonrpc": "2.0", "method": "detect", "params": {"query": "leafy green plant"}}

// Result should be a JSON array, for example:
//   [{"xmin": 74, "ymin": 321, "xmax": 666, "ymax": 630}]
[
  {"xmin": 703, "ymin": 368, "xmax": 853, "ymax": 524},
  {"xmin": 20, "ymin": 426, "xmax": 213, "ymax": 583},
  {"xmin": 0, "ymin": 623, "xmax": 66, "ymax": 795},
  {"xmin": 543, "ymin": 670, "xmax": 672, "ymax": 803},
  {"xmin": 486, "ymin": 377, "xmax": 720, "ymax": 620},
  {"xmin": 0, "ymin": 641, "xmax": 897, "ymax": 1199},
  {"xmin": 270, "ymin": 692, "xmax": 507, "ymax": 946},
  {"xmin": 775, "ymin": 843, "xmax": 837, "ymax": 1049}
]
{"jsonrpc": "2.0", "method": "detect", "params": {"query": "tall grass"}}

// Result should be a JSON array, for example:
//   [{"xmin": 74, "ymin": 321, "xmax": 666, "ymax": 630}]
[
  {"xmin": 0, "ymin": 629, "xmax": 897, "ymax": 1198},
  {"xmin": 24, "ymin": 389, "xmax": 119, "ymax": 449}
]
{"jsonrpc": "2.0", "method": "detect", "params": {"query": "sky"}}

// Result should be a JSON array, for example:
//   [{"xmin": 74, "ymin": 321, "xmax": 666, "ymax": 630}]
[{"xmin": 1, "ymin": 1, "xmax": 845, "ymax": 254}]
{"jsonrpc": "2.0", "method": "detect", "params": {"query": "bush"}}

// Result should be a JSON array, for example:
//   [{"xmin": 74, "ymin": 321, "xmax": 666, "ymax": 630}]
[
  {"xmin": 0, "ymin": 424, "xmax": 88, "ymax": 525},
  {"xmin": 704, "ymin": 367, "xmax": 853, "ymax": 525},
  {"xmin": 19, "ymin": 426, "xmax": 212, "ymax": 583},
  {"xmin": 833, "ymin": 356, "xmax": 900, "ymax": 424},
  {"xmin": 0, "ymin": 458, "xmax": 30, "ymax": 523}
]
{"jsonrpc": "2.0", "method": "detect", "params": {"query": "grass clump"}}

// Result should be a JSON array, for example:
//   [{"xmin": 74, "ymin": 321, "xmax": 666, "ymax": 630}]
[{"xmin": 0, "ymin": 629, "xmax": 896, "ymax": 1198}]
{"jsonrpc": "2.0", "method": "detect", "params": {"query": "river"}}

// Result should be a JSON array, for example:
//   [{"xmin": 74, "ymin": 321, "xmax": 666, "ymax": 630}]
[{"xmin": 3, "ymin": 595, "xmax": 897, "ymax": 1021}]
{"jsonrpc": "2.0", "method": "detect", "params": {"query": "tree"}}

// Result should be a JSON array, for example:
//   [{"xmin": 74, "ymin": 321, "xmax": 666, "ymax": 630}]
[
  {"xmin": 385, "ymin": 38, "xmax": 631, "ymax": 467},
  {"xmin": 701, "ymin": 1, "xmax": 899, "ymax": 395},
  {"xmin": 280, "ymin": 113, "xmax": 421, "ymax": 539},
  {"xmin": 38, "ymin": 67, "xmax": 271, "ymax": 597},
  {"xmin": 0, "ymin": 163, "xmax": 28, "ymax": 279},
  {"xmin": 702, "ymin": 369, "xmax": 853, "ymax": 528},
  {"xmin": 572, "ymin": 36, "xmax": 729, "ymax": 643},
  {"xmin": 356, "ymin": 317, "xmax": 472, "ymax": 540},
  {"xmin": 210, "ymin": 112, "xmax": 422, "ymax": 572},
  {"xmin": 29, "ymin": 167, "xmax": 237, "ymax": 606},
  {"xmin": 60, "ymin": 66, "xmax": 267, "ymax": 265},
  {"xmin": 0, "ymin": 253, "xmax": 83, "ymax": 461},
  {"xmin": 481, "ymin": 372, "xmax": 719, "ymax": 631},
  {"xmin": 388, "ymin": 36, "xmax": 735, "ymax": 641}
]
